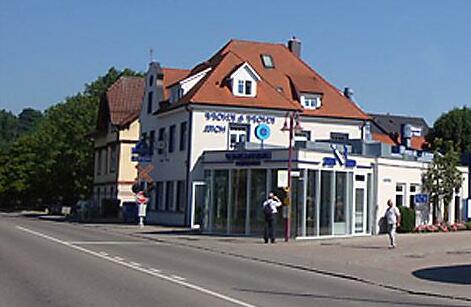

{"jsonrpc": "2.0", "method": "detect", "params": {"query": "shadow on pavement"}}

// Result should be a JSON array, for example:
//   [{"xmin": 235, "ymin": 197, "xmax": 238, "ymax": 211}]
[
  {"xmin": 412, "ymin": 265, "xmax": 471, "ymax": 285},
  {"xmin": 234, "ymin": 288, "xmax": 459, "ymax": 306}
]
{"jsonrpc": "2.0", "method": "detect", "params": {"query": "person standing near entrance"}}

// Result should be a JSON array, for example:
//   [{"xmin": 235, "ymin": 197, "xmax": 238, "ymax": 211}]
[
  {"xmin": 262, "ymin": 192, "xmax": 282, "ymax": 244},
  {"xmin": 384, "ymin": 199, "xmax": 401, "ymax": 248}
]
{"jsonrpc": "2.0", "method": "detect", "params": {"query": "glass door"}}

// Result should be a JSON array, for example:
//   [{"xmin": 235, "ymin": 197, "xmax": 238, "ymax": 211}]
[
  {"xmin": 191, "ymin": 181, "xmax": 206, "ymax": 229},
  {"xmin": 354, "ymin": 175, "xmax": 367, "ymax": 234}
]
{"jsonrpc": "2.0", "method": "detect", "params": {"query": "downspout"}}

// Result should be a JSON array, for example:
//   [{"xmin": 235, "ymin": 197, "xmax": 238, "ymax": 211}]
[{"xmin": 185, "ymin": 105, "xmax": 193, "ymax": 227}]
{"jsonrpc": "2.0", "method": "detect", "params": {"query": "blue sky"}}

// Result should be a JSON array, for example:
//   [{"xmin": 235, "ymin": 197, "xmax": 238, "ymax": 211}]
[{"xmin": 1, "ymin": 0, "xmax": 470, "ymax": 124}]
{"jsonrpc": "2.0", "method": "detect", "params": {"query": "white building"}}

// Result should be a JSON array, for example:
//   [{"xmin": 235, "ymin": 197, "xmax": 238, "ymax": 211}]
[{"xmin": 138, "ymin": 38, "xmax": 469, "ymax": 238}]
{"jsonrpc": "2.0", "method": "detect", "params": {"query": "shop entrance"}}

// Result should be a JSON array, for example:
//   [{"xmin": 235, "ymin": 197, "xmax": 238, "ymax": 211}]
[{"xmin": 354, "ymin": 175, "xmax": 368, "ymax": 234}]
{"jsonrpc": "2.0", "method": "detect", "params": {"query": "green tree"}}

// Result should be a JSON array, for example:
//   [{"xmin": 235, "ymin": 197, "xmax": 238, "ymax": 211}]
[
  {"xmin": 427, "ymin": 106, "xmax": 471, "ymax": 155},
  {"xmin": 0, "ymin": 67, "xmax": 141, "ymax": 209},
  {"xmin": 0, "ymin": 110, "xmax": 18, "ymax": 151},
  {"xmin": 422, "ymin": 140, "xmax": 464, "ymax": 224},
  {"xmin": 17, "ymin": 108, "xmax": 43, "ymax": 135}
]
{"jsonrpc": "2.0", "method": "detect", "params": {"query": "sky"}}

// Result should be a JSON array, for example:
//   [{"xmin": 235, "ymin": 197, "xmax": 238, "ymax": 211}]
[{"xmin": 1, "ymin": 0, "xmax": 470, "ymax": 125}]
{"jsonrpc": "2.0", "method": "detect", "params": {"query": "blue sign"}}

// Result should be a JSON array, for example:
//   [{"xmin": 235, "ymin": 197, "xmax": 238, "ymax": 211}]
[
  {"xmin": 414, "ymin": 194, "xmax": 428, "ymax": 204},
  {"xmin": 323, "ymin": 144, "xmax": 356, "ymax": 168},
  {"xmin": 255, "ymin": 124, "xmax": 271, "ymax": 140}
]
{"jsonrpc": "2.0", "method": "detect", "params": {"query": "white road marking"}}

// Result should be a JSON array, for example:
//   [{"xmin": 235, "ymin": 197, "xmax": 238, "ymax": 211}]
[
  {"xmin": 99, "ymin": 251, "xmax": 108, "ymax": 256},
  {"xmin": 170, "ymin": 274, "xmax": 186, "ymax": 281},
  {"xmin": 70, "ymin": 241, "xmax": 148, "ymax": 245},
  {"xmin": 149, "ymin": 268, "xmax": 161, "ymax": 273},
  {"xmin": 16, "ymin": 225, "xmax": 258, "ymax": 307},
  {"xmin": 130, "ymin": 262, "xmax": 141, "ymax": 267},
  {"xmin": 114, "ymin": 257, "xmax": 125, "ymax": 261}
]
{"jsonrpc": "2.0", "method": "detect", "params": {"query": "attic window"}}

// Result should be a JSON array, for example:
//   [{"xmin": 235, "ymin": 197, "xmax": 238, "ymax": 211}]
[{"xmin": 261, "ymin": 54, "xmax": 275, "ymax": 68}]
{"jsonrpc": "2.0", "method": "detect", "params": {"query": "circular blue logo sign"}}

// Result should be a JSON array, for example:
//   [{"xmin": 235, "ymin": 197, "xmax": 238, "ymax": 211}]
[{"xmin": 255, "ymin": 124, "xmax": 271, "ymax": 140}]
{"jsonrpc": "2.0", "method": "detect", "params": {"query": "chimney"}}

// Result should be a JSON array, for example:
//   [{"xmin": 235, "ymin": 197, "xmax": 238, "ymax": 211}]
[{"xmin": 288, "ymin": 36, "xmax": 301, "ymax": 57}]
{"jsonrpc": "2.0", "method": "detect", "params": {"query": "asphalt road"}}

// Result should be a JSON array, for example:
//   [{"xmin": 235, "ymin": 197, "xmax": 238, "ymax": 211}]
[{"xmin": 0, "ymin": 215, "xmax": 467, "ymax": 307}]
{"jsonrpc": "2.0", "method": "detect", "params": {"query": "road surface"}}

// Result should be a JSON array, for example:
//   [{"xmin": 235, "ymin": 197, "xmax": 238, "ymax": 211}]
[{"xmin": 0, "ymin": 215, "xmax": 466, "ymax": 307}]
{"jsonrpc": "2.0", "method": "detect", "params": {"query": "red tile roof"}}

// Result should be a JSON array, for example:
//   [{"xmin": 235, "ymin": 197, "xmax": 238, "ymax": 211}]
[
  {"xmin": 98, "ymin": 68, "xmax": 189, "ymax": 130},
  {"xmin": 174, "ymin": 39, "xmax": 369, "ymax": 120},
  {"xmin": 106, "ymin": 76, "xmax": 145, "ymax": 127}
]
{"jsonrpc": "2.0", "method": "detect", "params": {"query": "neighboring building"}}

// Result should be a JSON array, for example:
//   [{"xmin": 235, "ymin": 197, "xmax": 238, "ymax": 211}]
[
  {"xmin": 370, "ymin": 113, "xmax": 429, "ymax": 151},
  {"xmin": 137, "ymin": 38, "xmax": 469, "ymax": 237},
  {"xmin": 93, "ymin": 76, "xmax": 145, "ymax": 209}
]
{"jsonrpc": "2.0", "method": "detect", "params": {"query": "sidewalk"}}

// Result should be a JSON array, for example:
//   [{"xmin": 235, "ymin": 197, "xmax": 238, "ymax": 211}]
[{"xmin": 83, "ymin": 223, "xmax": 471, "ymax": 302}]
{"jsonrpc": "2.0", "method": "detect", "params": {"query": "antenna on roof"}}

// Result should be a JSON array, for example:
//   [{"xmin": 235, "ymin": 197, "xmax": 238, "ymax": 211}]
[{"xmin": 149, "ymin": 48, "xmax": 154, "ymax": 63}]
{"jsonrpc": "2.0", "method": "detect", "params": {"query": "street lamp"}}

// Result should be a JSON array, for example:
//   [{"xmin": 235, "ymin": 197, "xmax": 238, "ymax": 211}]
[{"xmin": 281, "ymin": 111, "xmax": 302, "ymax": 241}]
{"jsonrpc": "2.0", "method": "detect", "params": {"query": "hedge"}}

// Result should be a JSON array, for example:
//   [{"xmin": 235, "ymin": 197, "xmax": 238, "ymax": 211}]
[{"xmin": 397, "ymin": 206, "xmax": 416, "ymax": 233}]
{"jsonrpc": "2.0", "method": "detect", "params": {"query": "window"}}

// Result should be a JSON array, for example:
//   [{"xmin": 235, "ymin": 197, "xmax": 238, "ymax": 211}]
[
  {"xmin": 157, "ymin": 128, "xmax": 165, "ymax": 155},
  {"xmin": 238, "ymin": 80, "xmax": 244, "ymax": 94},
  {"xmin": 236, "ymin": 80, "xmax": 254, "ymax": 96},
  {"xmin": 155, "ymin": 182, "xmax": 164, "ymax": 210},
  {"xmin": 170, "ymin": 86, "xmax": 184, "ymax": 103},
  {"xmin": 301, "ymin": 94, "xmax": 321, "ymax": 110},
  {"xmin": 97, "ymin": 150, "xmax": 102, "ymax": 175},
  {"xmin": 147, "ymin": 91, "xmax": 153, "ymax": 114},
  {"xmin": 179, "ymin": 122, "xmax": 187, "ymax": 151},
  {"xmin": 165, "ymin": 181, "xmax": 174, "ymax": 211},
  {"xmin": 104, "ymin": 148, "xmax": 108, "ymax": 174},
  {"xmin": 169, "ymin": 125, "xmax": 176, "ymax": 153},
  {"xmin": 409, "ymin": 184, "xmax": 420, "ymax": 209},
  {"xmin": 110, "ymin": 144, "xmax": 117, "ymax": 173},
  {"xmin": 229, "ymin": 123, "xmax": 249, "ymax": 150},
  {"xmin": 396, "ymin": 183, "xmax": 405, "ymax": 207},
  {"xmin": 294, "ymin": 130, "xmax": 311, "ymax": 148},
  {"xmin": 245, "ymin": 80, "xmax": 252, "ymax": 95},
  {"xmin": 261, "ymin": 54, "xmax": 275, "ymax": 68},
  {"xmin": 330, "ymin": 132, "xmax": 349, "ymax": 142},
  {"xmin": 149, "ymin": 75, "xmax": 154, "ymax": 87},
  {"xmin": 149, "ymin": 130, "xmax": 155, "ymax": 155},
  {"xmin": 176, "ymin": 180, "xmax": 186, "ymax": 212}
]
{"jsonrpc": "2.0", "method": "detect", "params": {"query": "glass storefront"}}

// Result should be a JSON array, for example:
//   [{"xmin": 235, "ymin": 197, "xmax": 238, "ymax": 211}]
[
  {"xmin": 249, "ymin": 169, "xmax": 267, "ymax": 235},
  {"xmin": 202, "ymin": 167, "xmax": 372, "ymax": 238}
]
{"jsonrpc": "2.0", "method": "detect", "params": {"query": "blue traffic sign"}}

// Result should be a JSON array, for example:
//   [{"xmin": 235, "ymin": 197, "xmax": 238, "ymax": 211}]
[{"xmin": 414, "ymin": 194, "xmax": 428, "ymax": 204}]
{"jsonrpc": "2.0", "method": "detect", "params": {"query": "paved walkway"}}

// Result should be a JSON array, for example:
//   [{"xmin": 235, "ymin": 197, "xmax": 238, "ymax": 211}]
[{"xmin": 74, "ymin": 222, "xmax": 471, "ymax": 301}]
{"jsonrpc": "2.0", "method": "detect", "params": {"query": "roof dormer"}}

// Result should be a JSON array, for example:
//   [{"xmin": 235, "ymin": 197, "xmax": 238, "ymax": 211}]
[
  {"xmin": 169, "ymin": 67, "xmax": 211, "ymax": 103},
  {"xmin": 300, "ymin": 93, "xmax": 322, "ymax": 110},
  {"xmin": 229, "ymin": 62, "xmax": 260, "ymax": 98}
]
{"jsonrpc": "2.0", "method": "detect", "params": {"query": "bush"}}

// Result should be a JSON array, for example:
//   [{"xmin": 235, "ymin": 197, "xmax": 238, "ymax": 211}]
[
  {"xmin": 397, "ymin": 206, "xmax": 415, "ymax": 233},
  {"xmin": 465, "ymin": 221, "xmax": 471, "ymax": 230}
]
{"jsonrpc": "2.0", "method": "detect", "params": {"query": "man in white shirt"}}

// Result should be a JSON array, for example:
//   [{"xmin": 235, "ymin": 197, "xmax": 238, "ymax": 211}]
[
  {"xmin": 384, "ymin": 199, "xmax": 401, "ymax": 248},
  {"xmin": 262, "ymin": 192, "xmax": 282, "ymax": 243}
]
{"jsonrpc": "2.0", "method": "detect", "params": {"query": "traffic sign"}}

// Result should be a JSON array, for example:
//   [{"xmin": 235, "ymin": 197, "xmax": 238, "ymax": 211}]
[{"xmin": 414, "ymin": 194, "xmax": 428, "ymax": 204}]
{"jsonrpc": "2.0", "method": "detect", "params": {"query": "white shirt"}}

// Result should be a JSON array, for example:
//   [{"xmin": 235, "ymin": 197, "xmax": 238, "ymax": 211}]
[
  {"xmin": 262, "ymin": 198, "xmax": 282, "ymax": 214},
  {"xmin": 385, "ymin": 206, "xmax": 400, "ymax": 224}
]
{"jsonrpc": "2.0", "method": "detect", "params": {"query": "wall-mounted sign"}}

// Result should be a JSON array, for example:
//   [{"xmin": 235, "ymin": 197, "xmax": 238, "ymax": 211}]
[
  {"xmin": 255, "ymin": 124, "xmax": 271, "ymax": 140},
  {"xmin": 322, "ymin": 144, "xmax": 357, "ymax": 168},
  {"xmin": 225, "ymin": 151, "xmax": 272, "ymax": 161},
  {"xmin": 204, "ymin": 112, "xmax": 275, "ymax": 125},
  {"xmin": 203, "ymin": 125, "xmax": 226, "ymax": 133}
]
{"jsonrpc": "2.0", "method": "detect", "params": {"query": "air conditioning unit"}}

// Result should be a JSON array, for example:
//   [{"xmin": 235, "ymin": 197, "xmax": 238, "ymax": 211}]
[{"xmin": 156, "ymin": 140, "xmax": 166, "ymax": 149}]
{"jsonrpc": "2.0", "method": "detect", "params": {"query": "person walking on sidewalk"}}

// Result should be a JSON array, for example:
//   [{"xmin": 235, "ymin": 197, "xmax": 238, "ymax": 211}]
[
  {"xmin": 262, "ymin": 192, "xmax": 282, "ymax": 244},
  {"xmin": 384, "ymin": 199, "xmax": 401, "ymax": 248}
]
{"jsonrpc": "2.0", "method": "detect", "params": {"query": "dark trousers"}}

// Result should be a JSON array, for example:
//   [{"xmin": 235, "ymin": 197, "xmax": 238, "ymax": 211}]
[{"xmin": 264, "ymin": 216, "xmax": 276, "ymax": 243}]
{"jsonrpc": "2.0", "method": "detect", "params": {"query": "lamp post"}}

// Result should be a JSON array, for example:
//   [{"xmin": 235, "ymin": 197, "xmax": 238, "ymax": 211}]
[{"xmin": 281, "ymin": 112, "xmax": 302, "ymax": 241}]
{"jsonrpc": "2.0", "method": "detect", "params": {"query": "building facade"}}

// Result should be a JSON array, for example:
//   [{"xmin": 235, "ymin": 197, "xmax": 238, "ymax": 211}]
[
  {"xmin": 93, "ymin": 76, "xmax": 144, "ymax": 210},
  {"xmin": 138, "ymin": 38, "xmax": 470, "ymax": 238}
]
